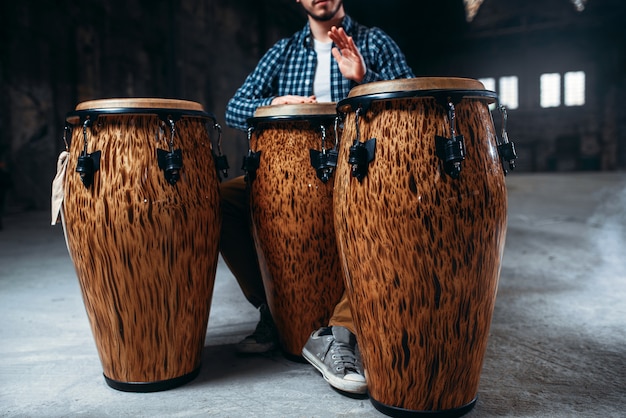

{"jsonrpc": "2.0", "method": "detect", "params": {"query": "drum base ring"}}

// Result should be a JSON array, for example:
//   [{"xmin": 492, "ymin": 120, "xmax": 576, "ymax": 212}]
[
  {"xmin": 103, "ymin": 366, "xmax": 201, "ymax": 393},
  {"xmin": 370, "ymin": 396, "xmax": 476, "ymax": 418}
]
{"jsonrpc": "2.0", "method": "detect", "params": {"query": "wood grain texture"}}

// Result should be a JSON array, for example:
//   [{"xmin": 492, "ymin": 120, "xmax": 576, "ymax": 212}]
[
  {"xmin": 249, "ymin": 108, "xmax": 344, "ymax": 357},
  {"xmin": 63, "ymin": 104, "xmax": 220, "ymax": 386},
  {"xmin": 334, "ymin": 91, "xmax": 507, "ymax": 412}
]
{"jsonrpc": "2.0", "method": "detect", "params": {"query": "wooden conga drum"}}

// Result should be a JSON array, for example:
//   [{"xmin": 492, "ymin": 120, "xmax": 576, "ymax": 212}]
[
  {"xmin": 334, "ymin": 78, "xmax": 508, "ymax": 416},
  {"xmin": 62, "ymin": 98, "xmax": 221, "ymax": 392},
  {"xmin": 246, "ymin": 103, "xmax": 345, "ymax": 359}
]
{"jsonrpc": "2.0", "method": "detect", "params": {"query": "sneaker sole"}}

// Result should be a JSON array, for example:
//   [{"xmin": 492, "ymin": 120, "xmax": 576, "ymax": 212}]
[{"xmin": 302, "ymin": 347, "xmax": 367, "ymax": 394}]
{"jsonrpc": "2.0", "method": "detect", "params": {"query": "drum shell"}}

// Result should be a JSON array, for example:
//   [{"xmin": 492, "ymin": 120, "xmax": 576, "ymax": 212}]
[
  {"xmin": 334, "ymin": 94, "xmax": 507, "ymax": 412},
  {"xmin": 63, "ymin": 105, "xmax": 220, "ymax": 389},
  {"xmin": 249, "ymin": 115, "xmax": 344, "ymax": 358}
]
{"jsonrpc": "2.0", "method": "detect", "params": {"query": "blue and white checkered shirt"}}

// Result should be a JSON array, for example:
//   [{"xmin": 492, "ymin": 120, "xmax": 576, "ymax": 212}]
[{"xmin": 225, "ymin": 15, "xmax": 415, "ymax": 131}]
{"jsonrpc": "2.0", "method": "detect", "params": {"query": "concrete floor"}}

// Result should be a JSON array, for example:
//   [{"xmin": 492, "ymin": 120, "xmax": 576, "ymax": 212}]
[{"xmin": 1, "ymin": 172, "xmax": 625, "ymax": 417}]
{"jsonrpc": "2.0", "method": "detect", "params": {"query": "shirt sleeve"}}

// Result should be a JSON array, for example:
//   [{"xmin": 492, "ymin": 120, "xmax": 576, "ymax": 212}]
[
  {"xmin": 359, "ymin": 27, "xmax": 415, "ymax": 84},
  {"xmin": 225, "ymin": 40, "xmax": 287, "ymax": 131}
]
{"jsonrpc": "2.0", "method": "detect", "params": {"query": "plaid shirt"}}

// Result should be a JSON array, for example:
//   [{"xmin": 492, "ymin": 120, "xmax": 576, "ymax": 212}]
[{"xmin": 225, "ymin": 15, "xmax": 415, "ymax": 130}]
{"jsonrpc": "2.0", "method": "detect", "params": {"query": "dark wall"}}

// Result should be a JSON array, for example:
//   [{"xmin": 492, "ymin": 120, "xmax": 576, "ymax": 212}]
[
  {"xmin": 452, "ymin": 0, "xmax": 626, "ymax": 172},
  {"xmin": 0, "ymin": 0, "xmax": 304, "ymax": 210},
  {"xmin": 1, "ymin": 0, "xmax": 624, "ymax": 210},
  {"xmin": 347, "ymin": 0, "xmax": 626, "ymax": 172}
]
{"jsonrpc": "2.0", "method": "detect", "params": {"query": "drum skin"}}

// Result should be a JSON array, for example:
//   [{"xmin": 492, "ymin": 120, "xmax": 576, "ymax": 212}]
[
  {"xmin": 334, "ymin": 79, "xmax": 508, "ymax": 415},
  {"xmin": 249, "ymin": 104, "xmax": 345, "ymax": 358},
  {"xmin": 63, "ymin": 99, "xmax": 220, "ymax": 391}
]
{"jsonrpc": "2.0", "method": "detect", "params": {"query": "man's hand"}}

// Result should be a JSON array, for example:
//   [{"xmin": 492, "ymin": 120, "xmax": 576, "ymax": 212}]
[
  {"xmin": 329, "ymin": 26, "xmax": 366, "ymax": 83},
  {"xmin": 271, "ymin": 95, "xmax": 317, "ymax": 105}
]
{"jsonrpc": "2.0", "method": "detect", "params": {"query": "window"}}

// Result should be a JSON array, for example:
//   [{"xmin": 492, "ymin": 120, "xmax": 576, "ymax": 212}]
[
  {"xmin": 540, "ymin": 73, "xmax": 561, "ymax": 108},
  {"xmin": 541, "ymin": 71, "xmax": 586, "ymax": 108},
  {"xmin": 564, "ymin": 71, "xmax": 585, "ymax": 106},
  {"xmin": 480, "ymin": 71, "xmax": 586, "ymax": 110},
  {"xmin": 478, "ymin": 78, "xmax": 497, "ymax": 110},
  {"xmin": 478, "ymin": 76, "xmax": 517, "ymax": 109},
  {"xmin": 499, "ymin": 76, "xmax": 519, "ymax": 110},
  {"xmin": 478, "ymin": 77, "xmax": 495, "ymax": 92}
]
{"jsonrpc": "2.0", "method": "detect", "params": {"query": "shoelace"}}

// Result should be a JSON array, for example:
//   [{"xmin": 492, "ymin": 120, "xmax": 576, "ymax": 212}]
[{"xmin": 329, "ymin": 340, "xmax": 359, "ymax": 373}]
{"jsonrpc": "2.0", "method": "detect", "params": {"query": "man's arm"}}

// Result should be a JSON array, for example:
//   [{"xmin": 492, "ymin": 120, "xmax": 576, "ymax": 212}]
[{"xmin": 225, "ymin": 42, "xmax": 286, "ymax": 131}]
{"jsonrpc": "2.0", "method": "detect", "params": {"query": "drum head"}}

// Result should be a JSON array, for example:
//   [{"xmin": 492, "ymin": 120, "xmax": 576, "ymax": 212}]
[
  {"xmin": 347, "ymin": 77, "xmax": 486, "ymax": 98},
  {"xmin": 249, "ymin": 103, "xmax": 337, "ymax": 126},
  {"xmin": 67, "ymin": 98, "xmax": 211, "ymax": 125},
  {"xmin": 254, "ymin": 103, "xmax": 337, "ymax": 118},
  {"xmin": 74, "ymin": 98, "xmax": 205, "ymax": 112},
  {"xmin": 253, "ymin": 103, "xmax": 337, "ymax": 118},
  {"xmin": 338, "ymin": 77, "xmax": 496, "ymax": 112}
]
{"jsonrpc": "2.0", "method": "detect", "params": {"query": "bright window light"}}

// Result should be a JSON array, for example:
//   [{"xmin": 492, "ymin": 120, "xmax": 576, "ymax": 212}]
[
  {"xmin": 541, "ymin": 73, "xmax": 561, "ymax": 108},
  {"xmin": 564, "ymin": 71, "xmax": 585, "ymax": 106},
  {"xmin": 499, "ymin": 76, "xmax": 519, "ymax": 109},
  {"xmin": 479, "ymin": 77, "xmax": 496, "ymax": 92}
]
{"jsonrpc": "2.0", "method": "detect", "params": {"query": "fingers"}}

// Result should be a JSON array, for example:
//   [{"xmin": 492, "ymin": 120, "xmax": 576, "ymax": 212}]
[
  {"xmin": 328, "ymin": 26, "xmax": 352, "ymax": 51},
  {"xmin": 346, "ymin": 34, "xmax": 358, "ymax": 53},
  {"xmin": 329, "ymin": 27, "xmax": 361, "ymax": 65}
]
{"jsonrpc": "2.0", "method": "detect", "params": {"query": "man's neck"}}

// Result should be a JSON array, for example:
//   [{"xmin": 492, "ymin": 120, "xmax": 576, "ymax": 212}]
[{"xmin": 308, "ymin": 12, "xmax": 345, "ymax": 43}]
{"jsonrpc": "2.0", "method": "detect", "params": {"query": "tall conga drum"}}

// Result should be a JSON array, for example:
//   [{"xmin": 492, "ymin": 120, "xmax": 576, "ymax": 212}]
[
  {"xmin": 62, "ymin": 98, "xmax": 221, "ymax": 392},
  {"xmin": 334, "ymin": 78, "xmax": 509, "ymax": 416},
  {"xmin": 246, "ymin": 103, "xmax": 345, "ymax": 359}
]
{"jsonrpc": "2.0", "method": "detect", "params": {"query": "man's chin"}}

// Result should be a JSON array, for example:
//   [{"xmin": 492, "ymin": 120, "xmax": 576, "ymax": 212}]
[{"xmin": 306, "ymin": 0, "xmax": 343, "ymax": 22}]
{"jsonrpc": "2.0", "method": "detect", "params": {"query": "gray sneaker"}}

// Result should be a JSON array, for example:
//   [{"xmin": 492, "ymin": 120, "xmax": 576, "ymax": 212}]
[
  {"xmin": 236, "ymin": 303, "xmax": 278, "ymax": 354},
  {"xmin": 302, "ymin": 326, "xmax": 367, "ymax": 394}
]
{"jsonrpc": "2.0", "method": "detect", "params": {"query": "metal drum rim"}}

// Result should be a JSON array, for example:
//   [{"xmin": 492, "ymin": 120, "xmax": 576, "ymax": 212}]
[
  {"xmin": 248, "ymin": 103, "xmax": 338, "ymax": 126},
  {"xmin": 337, "ymin": 77, "xmax": 498, "ymax": 112},
  {"xmin": 65, "ymin": 97, "xmax": 215, "ymax": 125}
]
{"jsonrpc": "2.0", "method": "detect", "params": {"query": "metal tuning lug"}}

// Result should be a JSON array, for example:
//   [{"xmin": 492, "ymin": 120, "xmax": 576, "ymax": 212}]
[
  {"xmin": 76, "ymin": 151, "xmax": 101, "ymax": 188},
  {"xmin": 242, "ymin": 126, "xmax": 261, "ymax": 183},
  {"xmin": 211, "ymin": 121, "xmax": 230, "ymax": 180},
  {"xmin": 347, "ymin": 107, "xmax": 376, "ymax": 182},
  {"xmin": 435, "ymin": 135, "xmax": 465, "ymax": 179},
  {"xmin": 496, "ymin": 104, "xmax": 517, "ymax": 174},
  {"xmin": 157, "ymin": 117, "xmax": 183, "ymax": 186},
  {"xmin": 241, "ymin": 150, "xmax": 261, "ymax": 183},
  {"xmin": 310, "ymin": 149, "xmax": 338, "ymax": 184},
  {"xmin": 435, "ymin": 101, "xmax": 465, "ymax": 179},
  {"xmin": 348, "ymin": 137, "xmax": 376, "ymax": 182},
  {"xmin": 310, "ymin": 149, "xmax": 328, "ymax": 182},
  {"xmin": 214, "ymin": 154, "xmax": 230, "ymax": 177},
  {"xmin": 309, "ymin": 125, "xmax": 338, "ymax": 183},
  {"xmin": 326, "ymin": 148, "xmax": 339, "ymax": 170},
  {"xmin": 76, "ymin": 118, "xmax": 101, "ymax": 188},
  {"xmin": 157, "ymin": 148, "xmax": 183, "ymax": 186}
]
